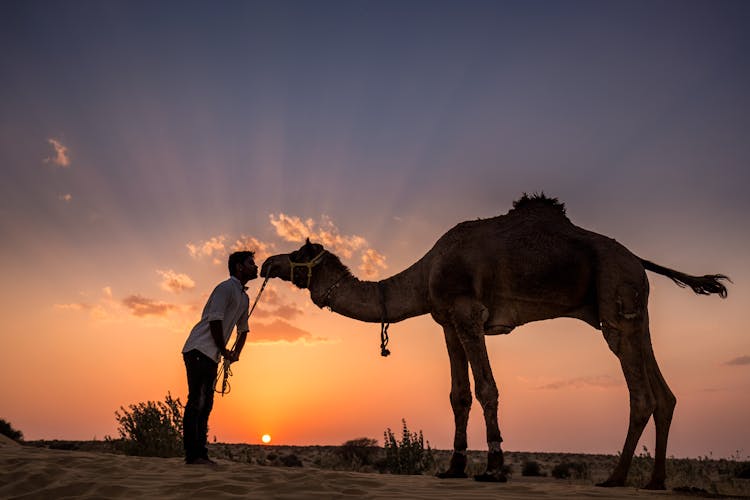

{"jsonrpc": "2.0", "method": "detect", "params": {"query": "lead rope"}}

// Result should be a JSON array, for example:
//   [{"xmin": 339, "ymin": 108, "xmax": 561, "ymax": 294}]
[
  {"xmin": 378, "ymin": 281, "xmax": 391, "ymax": 357},
  {"xmin": 217, "ymin": 274, "xmax": 271, "ymax": 396}
]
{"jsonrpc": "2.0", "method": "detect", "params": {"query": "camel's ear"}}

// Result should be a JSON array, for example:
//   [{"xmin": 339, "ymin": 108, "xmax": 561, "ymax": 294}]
[{"xmin": 302, "ymin": 238, "xmax": 314, "ymax": 253}]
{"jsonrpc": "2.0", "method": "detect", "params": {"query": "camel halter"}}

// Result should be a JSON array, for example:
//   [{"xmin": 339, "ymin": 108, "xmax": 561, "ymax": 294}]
[
  {"xmin": 288, "ymin": 250, "xmax": 327, "ymax": 288},
  {"xmin": 216, "ymin": 274, "xmax": 271, "ymax": 396}
]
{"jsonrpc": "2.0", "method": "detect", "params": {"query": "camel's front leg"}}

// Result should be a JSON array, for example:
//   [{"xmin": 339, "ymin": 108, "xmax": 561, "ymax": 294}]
[
  {"xmin": 451, "ymin": 297, "xmax": 506, "ymax": 483},
  {"xmin": 436, "ymin": 325, "xmax": 471, "ymax": 479}
]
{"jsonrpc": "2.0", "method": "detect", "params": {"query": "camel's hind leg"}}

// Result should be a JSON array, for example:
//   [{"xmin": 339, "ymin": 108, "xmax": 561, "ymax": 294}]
[
  {"xmin": 598, "ymin": 271, "xmax": 677, "ymax": 491},
  {"xmin": 436, "ymin": 324, "xmax": 471, "ymax": 479},
  {"xmin": 598, "ymin": 316, "xmax": 657, "ymax": 487},
  {"xmin": 642, "ymin": 328, "xmax": 677, "ymax": 490},
  {"xmin": 448, "ymin": 296, "xmax": 506, "ymax": 482}
]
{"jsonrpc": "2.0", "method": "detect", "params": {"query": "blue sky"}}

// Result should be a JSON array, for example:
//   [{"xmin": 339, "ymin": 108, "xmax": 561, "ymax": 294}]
[{"xmin": 4, "ymin": 1, "xmax": 749, "ymax": 238}]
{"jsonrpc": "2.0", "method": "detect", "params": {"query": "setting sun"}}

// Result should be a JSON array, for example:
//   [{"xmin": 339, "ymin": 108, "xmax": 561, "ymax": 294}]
[{"xmin": 261, "ymin": 434, "xmax": 271, "ymax": 444}]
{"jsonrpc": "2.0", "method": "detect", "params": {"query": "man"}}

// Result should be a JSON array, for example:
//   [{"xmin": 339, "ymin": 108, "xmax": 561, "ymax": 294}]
[{"xmin": 181, "ymin": 250, "xmax": 258, "ymax": 465}]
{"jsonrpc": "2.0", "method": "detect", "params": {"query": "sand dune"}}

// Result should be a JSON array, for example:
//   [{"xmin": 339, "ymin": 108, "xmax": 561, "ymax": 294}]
[{"xmin": 0, "ymin": 442, "xmax": 709, "ymax": 499}]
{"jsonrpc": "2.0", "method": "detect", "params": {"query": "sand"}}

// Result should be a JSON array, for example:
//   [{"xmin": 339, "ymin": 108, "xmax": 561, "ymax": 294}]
[{"xmin": 0, "ymin": 442, "xmax": 709, "ymax": 500}]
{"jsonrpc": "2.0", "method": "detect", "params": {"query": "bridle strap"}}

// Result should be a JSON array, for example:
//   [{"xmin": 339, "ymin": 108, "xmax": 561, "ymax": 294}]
[{"xmin": 289, "ymin": 250, "xmax": 327, "ymax": 288}]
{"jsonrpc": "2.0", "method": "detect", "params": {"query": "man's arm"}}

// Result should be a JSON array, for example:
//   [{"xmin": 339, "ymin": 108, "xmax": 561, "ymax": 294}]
[
  {"xmin": 230, "ymin": 304, "xmax": 250, "ymax": 362},
  {"xmin": 232, "ymin": 331, "xmax": 248, "ymax": 361},
  {"xmin": 209, "ymin": 320, "xmax": 234, "ymax": 360}
]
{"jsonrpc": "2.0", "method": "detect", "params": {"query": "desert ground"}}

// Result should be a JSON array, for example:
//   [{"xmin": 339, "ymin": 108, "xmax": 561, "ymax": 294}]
[{"xmin": 2, "ymin": 436, "xmax": 748, "ymax": 499}]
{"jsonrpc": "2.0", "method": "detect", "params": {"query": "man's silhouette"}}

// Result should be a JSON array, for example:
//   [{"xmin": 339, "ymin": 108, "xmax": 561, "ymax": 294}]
[{"xmin": 181, "ymin": 250, "xmax": 257, "ymax": 465}]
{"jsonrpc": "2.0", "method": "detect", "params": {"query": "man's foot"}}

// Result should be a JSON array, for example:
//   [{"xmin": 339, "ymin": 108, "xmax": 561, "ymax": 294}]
[{"xmin": 186, "ymin": 457, "xmax": 218, "ymax": 466}]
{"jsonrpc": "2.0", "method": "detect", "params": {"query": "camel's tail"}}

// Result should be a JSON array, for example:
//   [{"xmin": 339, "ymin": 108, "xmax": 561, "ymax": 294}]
[{"xmin": 640, "ymin": 259, "xmax": 730, "ymax": 298}]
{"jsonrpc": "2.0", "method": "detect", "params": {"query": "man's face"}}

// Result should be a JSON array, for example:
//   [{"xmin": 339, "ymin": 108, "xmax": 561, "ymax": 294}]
[{"xmin": 237, "ymin": 257, "xmax": 258, "ymax": 283}]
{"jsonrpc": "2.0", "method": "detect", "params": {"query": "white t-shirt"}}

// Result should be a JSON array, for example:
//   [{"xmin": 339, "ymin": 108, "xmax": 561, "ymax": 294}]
[{"xmin": 182, "ymin": 276, "xmax": 250, "ymax": 363}]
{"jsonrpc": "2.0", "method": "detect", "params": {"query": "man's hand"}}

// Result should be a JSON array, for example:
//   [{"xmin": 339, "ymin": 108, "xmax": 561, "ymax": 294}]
[{"xmin": 222, "ymin": 349, "xmax": 239, "ymax": 363}]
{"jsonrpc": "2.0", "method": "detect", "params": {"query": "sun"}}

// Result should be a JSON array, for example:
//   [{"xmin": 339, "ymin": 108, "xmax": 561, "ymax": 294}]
[{"xmin": 261, "ymin": 434, "xmax": 271, "ymax": 444}]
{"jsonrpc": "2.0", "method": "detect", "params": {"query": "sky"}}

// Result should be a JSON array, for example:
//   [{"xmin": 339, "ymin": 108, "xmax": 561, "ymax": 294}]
[{"xmin": 1, "ymin": 0, "xmax": 748, "ymax": 458}]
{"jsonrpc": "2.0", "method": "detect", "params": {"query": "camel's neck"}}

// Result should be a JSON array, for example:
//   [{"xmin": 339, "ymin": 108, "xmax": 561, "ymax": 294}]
[{"xmin": 310, "ymin": 255, "xmax": 432, "ymax": 324}]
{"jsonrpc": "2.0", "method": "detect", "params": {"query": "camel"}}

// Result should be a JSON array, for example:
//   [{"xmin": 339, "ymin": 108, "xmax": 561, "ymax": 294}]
[{"xmin": 259, "ymin": 194, "xmax": 729, "ymax": 488}]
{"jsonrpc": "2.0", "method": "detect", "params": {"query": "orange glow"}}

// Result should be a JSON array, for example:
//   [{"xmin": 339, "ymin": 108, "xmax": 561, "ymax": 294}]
[{"xmin": 1, "ymin": 257, "xmax": 748, "ymax": 458}]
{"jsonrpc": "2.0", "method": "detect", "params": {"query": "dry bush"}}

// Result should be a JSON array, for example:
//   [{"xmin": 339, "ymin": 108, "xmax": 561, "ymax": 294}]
[
  {"xmin": 113, "ymin": 392, "xmax": 183, "ymax": 457},
  {"xmin": 383, "ymin": 419, "xmax": 435, "ymax": 475}
]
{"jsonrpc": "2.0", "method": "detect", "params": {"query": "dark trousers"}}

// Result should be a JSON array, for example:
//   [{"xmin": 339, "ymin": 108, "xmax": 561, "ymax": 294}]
[{"xmin": 183, "ymin": 349, "xmax": 218, "ymax": 462}]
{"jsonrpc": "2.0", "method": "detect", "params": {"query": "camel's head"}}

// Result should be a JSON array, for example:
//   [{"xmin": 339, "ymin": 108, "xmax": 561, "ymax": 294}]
[{"xmin": 261, "ymin": 238, "xmax": 327, "ymax": 289}]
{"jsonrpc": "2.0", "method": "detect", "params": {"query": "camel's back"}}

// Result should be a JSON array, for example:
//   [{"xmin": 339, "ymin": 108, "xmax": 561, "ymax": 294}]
[{"xmin": 429, "ymin": 201, "xmax": 641, "ymax": 315}]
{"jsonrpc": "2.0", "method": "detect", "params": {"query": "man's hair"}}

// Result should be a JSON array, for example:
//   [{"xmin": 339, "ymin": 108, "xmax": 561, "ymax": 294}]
[{"xmin": 228, "ymin": 250, "xmax": 255, "ymax": 275}]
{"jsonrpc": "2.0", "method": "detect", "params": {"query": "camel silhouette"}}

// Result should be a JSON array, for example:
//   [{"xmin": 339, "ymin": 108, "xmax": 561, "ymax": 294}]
[{"xmin": 260, "ymin": 194, "xmax": 729, "ymax": 488}]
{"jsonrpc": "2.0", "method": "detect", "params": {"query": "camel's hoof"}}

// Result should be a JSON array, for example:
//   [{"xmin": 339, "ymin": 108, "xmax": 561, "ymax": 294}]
[
  {"xmin": 437, "ymin": 452, "xmax": 468, "ymax": 479},
  {"xmin": 642, "ymin": 480, "xmax": 666, "ymax": 490},
  {"xmin": 596, "ymin": 479, "xmax": 625, "ymax": 488},
  {"xmin": 474, "ymin": 472, "xmax": 507, "ymax": 483},
  {"xmin": 436, "ymin": 470, "xmax": 468, "ymax": 479}
]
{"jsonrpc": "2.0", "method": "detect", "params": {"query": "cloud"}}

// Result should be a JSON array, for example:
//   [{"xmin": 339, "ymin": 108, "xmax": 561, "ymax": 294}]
[
  {"xmin": 187, "ymin": 234, "xmax": 278, "ymax": 266},
  {"xmin": 314, "ymin": 216, "xmax": 367, "ymax": 258},
  {"xmin": 55, "ymin": 302, "xmax": 109, "ymax": 320},
  {"xmin": 252, "ymin": 288, "xmax": 305, "ymax": 320},
  {"xmin": 260, "ymin": 287, "xmax": 284, "ymax": 306},
  {"xmin": 534, "ymin": 375, "xmax": 622, "ymax": 390},
  {"xmin": 55, "ymin": 287, "xmax": 116, "ymax": 321},
  {"xmin": 44, "ymin": 138, "xmax": 70, "ymax": 167},
  {"xmin": 254, "ymin": 303, "xmax": 305, "ymax": 321},
  {"xmin": 268, "ymin": 213, "xmax": 315, "ymax": 242},
  {"xmin": 268, "ymin": 212, "xmax": 388, "ymax": 277},
  {"xmin": 248, "ymin": 319, "xmax": 326, "ymax": 344},
  {"xmin": 58, "ymin": 193, "xmax": 72, "ymax": 202},
  {"xmin": 231, "ymin": 235, "xmax": 276, "ymax": 262},
  {"xmin": 157, "ymin": 269, "xmax": 196, "ymax": 294},
  {"xmin": 55, "ymin": 286, "xmax": 192, "ymax": 330},
  {"xmin": 725, "ymin": 355, "xmax": 750, "ymax": 366},
  {"xmin": 359, "ymin": 248, "xmax": 387, "ymax": 279},
  {"xmin": 269, "ymin": 213, "xmax": 366, "ymax": 258},
  {"xmin": 55, "ymin": 302, "xmax": 92, "ymax": 312},
  {"xmin": 122, "ymin": 294, "xmax": 177, "ymax": 317},
  {"xmin": 186, "ymin": 235, "xmax": 226, "ymax": 262}
]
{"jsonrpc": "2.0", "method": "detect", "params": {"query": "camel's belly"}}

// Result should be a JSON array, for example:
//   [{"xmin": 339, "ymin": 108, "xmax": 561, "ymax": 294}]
[
  {"xmin": 484, "ymin": 323, "xmax": 515, "ymax": 335},
  {"xmin": 484, "ymin": 297, "xmax": 599, "ymax": 334}
]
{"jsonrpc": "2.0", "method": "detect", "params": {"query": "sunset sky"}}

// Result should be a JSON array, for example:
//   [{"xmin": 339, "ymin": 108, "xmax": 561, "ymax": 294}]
[{"xmin": 1, "ymin": 1, "xmax": 748, "ymax": 458}]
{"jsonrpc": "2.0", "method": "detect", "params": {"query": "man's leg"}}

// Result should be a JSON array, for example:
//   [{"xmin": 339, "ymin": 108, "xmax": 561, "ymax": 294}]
[
  {"xmin": 183, "ymin": 350, "xmax": 218, "ymax": 463},
  {"xmin": 197, "ymin": 359, "xmax": 217, "ymax": 460}
]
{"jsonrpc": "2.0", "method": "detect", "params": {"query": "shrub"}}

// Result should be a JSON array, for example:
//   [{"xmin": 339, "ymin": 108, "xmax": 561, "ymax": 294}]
[
  {"xmin": 551, "ymin": 461, "xmax": 590, "ymax": 480},
  {"xmin": 340, "ymin": 437, "xmax": 379, "ymax": 468},
  {"xmin": 522, "ymin": 460, "xmax": 544, "ymax": 476},
  {"xmin": 383, "ymin": 419, "xmax": 435, "ymax": 474},
  {"xmin": 0, "ymin": 418, "xmax": 23, "ymax": 441},
  {"xmin": 114, "ymin": 392, "xmax": 183, "ymax": 457},
  {"xmin": 736, "ymin": 463, "xmax": 750, "ymax": 479},
  {"xmin": 280, "ymin": 453, "xmax": 303, "ymax": 467}
]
